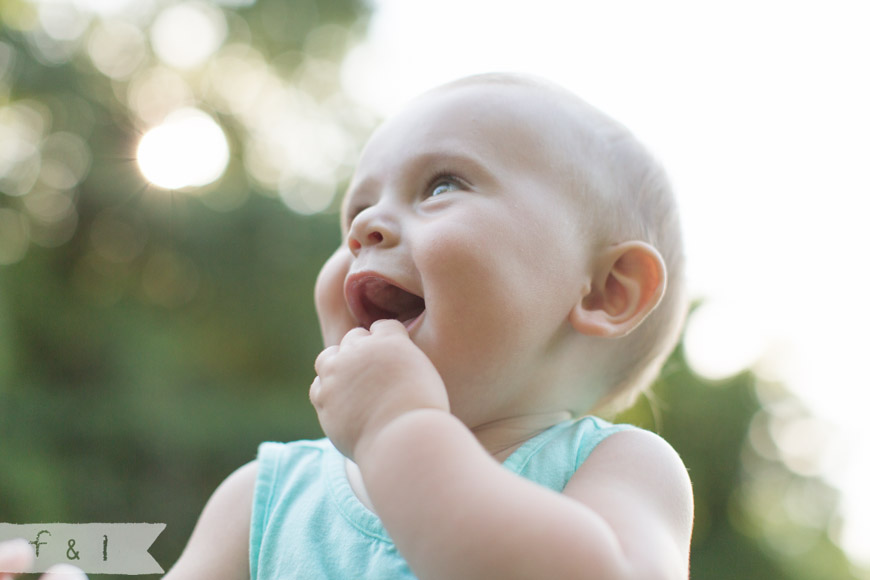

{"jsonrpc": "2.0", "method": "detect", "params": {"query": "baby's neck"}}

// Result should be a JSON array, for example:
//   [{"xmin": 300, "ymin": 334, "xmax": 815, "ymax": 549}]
[{"xmin": 471, "ymin": 411, "xmax": 574, "ymax": 462}]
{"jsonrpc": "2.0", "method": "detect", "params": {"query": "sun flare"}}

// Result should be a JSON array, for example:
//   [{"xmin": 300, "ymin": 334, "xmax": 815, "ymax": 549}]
[{"xmin": 136, "ymin": 108, "xmax": 229, "ymax": 190}]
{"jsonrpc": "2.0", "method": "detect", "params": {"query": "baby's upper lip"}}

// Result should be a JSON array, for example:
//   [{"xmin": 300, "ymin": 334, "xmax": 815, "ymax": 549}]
[{"xmin": 344, "ymin": 271, "xmax": 425, "ymax": 330}]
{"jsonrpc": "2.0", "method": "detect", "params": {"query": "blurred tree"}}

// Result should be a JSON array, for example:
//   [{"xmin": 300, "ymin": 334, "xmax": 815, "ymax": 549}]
[
  {"xmin": 617, "ymin": 343, "xmax": 858, "ymax": 579},
  {"xmin": 0, "ymin": 1, "xmax": 864, "ymax": 579},
  {"xmin": 1, "ymin": 0, "xmax": 370, "ymax": 576}
]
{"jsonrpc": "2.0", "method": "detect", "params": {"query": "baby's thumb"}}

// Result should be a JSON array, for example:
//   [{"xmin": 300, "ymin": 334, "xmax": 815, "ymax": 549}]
[{"xmin": 42, "ymin": 563, "xmax": 88, "ymax": 580}]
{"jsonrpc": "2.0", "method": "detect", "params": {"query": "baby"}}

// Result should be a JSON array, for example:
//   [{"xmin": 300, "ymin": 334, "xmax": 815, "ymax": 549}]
[{"xmin": 15, "ymin": 73, "xmax": 688, "ymax": 580}]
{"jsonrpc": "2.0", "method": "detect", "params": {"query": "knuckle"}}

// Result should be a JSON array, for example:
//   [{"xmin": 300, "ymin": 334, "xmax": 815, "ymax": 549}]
[
  {"xmin": 309, "ymin": 377, "xmax": 322, "ymax": 402},
  {"xmin": 314, "ymin": 345, "xmax": 338, "ymax": 372},
  {"xmin": 340, "ymin": 326, "xmax": 368, "ymax": 344}
]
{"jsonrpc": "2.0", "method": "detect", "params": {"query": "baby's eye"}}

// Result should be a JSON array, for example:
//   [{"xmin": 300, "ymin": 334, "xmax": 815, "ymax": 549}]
[{"xmin": 429, "ymin": 178, "xmax": 461, "ymax": 197}]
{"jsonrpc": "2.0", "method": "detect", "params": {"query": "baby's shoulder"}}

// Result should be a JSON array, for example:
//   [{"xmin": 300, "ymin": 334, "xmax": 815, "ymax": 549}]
[
  {"xmin": 574, "ymin": 427, "xmax": 691, "ymax": 499},
  {"xmin": 209, "ymin": 459, "xmax": 259, "ymax": 514},
  {"xmin": 566, "ymin": 428, "xmax": 694, "ymax": 562},
  {"xmin": 164, "ymin": 461, "xmax": 258, "ymax": 579}
]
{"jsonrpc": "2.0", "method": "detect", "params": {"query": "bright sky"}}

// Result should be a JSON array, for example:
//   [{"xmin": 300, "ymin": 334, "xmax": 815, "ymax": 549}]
[{"xmin": 340, "ymin": 0, "xmax": 870, "ymax": 568}]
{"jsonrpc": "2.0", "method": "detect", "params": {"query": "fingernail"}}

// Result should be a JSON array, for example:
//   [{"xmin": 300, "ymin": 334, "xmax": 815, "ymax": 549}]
[{"xmin": 43, "ymin": 564, "xmax": 88, "ymax": 579}]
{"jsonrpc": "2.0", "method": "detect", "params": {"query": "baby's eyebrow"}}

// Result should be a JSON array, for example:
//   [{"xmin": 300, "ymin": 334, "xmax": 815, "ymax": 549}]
[{"xmin": 406, "ymin": 148, "xmax": 493, "ymax": 180}]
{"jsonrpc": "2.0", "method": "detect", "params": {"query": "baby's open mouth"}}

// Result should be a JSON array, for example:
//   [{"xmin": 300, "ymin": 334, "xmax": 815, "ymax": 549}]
[{"xmin": 346, "ymin": 275, "xmax": 425, "ymax": 331}]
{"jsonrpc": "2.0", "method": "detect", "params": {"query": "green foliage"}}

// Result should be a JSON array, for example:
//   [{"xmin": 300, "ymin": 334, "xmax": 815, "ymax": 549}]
[
  {"xmin": 1, "ymin": 0, "xmax": 364, "ymax": 576},
  {"xmin": 1, "ymin": 196, "xmax": 342, "ymax": 576},
  {"xmin": 617, "ymin": 347, "xmax": 858, "ymax": 579}
]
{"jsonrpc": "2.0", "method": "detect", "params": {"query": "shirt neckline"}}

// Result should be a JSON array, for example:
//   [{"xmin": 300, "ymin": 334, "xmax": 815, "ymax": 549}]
[{"xmin": 323, "ymin": 418, "xmax": 578, "ymax": 543}]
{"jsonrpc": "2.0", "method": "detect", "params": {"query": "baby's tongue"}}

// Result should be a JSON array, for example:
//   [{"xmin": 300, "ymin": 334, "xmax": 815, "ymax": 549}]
[
  {"xmin": 366, "ymin": 280, "xmax": 413, "ymax": 310},
  {"xmin": 363, "ymin": 279, "xmax": 424, "ymax": 322}
]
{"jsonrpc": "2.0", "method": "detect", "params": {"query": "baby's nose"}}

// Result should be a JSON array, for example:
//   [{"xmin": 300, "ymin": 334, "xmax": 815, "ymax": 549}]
[
  {"xmin": 347, "ymin": 206, "xmax": 398, "ymax": 255},
  {"xmin": 348, "ymin": 231, "xmax": 383, "ymax": 252}
]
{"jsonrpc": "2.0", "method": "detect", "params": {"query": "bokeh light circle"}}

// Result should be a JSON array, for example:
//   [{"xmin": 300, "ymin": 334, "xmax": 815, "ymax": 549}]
[
  {"xmin": 150, "ymin": 1, "xmax": 227, "ymax": 70},
  {"xmin": 136, "ymin": 108, "xmax": 229, "ymax": 190}
]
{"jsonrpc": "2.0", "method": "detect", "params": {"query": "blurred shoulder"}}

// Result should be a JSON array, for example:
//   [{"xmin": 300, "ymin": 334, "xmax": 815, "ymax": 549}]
[{"xmin": 164, "ymin": 460, "xmax": 258, "ymax": 580}]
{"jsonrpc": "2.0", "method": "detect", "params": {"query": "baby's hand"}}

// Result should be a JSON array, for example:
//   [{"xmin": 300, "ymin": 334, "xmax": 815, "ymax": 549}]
[
  {"xmin": 0, "ymin": 539, "xmax": 88, "ymax": 580},
  {"xmin": 310, "ymin": 319, "xmax": 449, "ymax": 461}
]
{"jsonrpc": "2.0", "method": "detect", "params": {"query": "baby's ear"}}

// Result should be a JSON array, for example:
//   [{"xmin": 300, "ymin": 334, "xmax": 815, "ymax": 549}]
[{"xmin": 569, "ymin": 241, "xmax": 666, "ymax": 338}]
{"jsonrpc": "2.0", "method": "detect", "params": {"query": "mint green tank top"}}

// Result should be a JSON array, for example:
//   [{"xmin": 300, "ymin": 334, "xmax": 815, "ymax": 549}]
[{"xmin": 249, "ymin": 416, "xmax": 632, "ymax": 579}]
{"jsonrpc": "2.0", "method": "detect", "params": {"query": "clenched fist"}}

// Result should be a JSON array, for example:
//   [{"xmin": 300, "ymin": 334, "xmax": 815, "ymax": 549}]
[{"xmin": 310, "ymin": 319, "xmax": 449, "ymax": 461}]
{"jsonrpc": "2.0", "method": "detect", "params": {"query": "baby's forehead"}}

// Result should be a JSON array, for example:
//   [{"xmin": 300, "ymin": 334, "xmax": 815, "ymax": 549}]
[
  {"xmin": 355, "ymin": 81, "xmax": 608, "ymax": 182},
  {"xmin": 385, "ymin": 81, "xmax": 590, "ymax": 140},
  {"xmin": 341, "ymin": 78, "xmax": 631, "ymax": 230}
]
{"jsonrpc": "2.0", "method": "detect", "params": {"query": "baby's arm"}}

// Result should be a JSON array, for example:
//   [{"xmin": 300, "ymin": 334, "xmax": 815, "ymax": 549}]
[
  {"xmin": 359, "ymin": 411, "xmax": 691, "ymax": 580},
  {"xmin": 312, "ymin": 320, "xmax": 693, "ymax": 580},
  {"xmin": 372, "ymin": 412, "xmax": 691, "ymax": 580},
  {"xmin": 163, "ymin": 461, "xmax": 256, "ymax": 580},
  {"xmin": 0, "ymin": 467, "xmax": 253, "ymax": 580}
]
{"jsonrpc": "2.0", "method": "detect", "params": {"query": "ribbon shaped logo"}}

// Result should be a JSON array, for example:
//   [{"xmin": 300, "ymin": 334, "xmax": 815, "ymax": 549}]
[{"xmin": 0, "ymin": 523, "xmax": 165, "ymax": 575}]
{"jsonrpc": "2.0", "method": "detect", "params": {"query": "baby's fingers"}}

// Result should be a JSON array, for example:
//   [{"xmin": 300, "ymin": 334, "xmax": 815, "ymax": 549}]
[
  {"xmin": 0, "ymin": 538, "xmax": 33, "ymax": 577},
  {"xmin": 314, "ymin": 344, "xmax": 339, "ymax": 375},
  {"xmin": 0, "ymin": 541, "xmax": 88, "ymax": 580},
  {"xmin": 338, "ymin": 326, "xmax": 372, "ymax": 346},
  {"xmin": 368, "ymin": 319, "xmax": 408, "ymax": 336},
  {"xmin": 309, "ymin": 375, "xmax": 324, "ymax": 407},
  {"xmin": 43, "ymin": 564, "xmax": 88, "ymax": 580}
]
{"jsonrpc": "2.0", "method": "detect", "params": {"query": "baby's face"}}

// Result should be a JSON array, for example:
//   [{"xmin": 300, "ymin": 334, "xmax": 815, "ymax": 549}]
[{"xmin": 315, "ymin": 83, "xmax": 596, "ymax": 425}]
